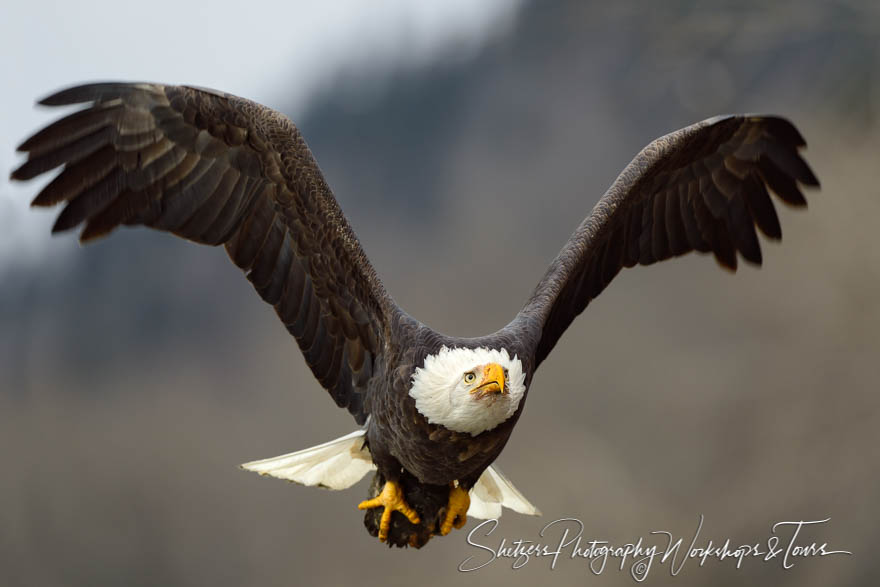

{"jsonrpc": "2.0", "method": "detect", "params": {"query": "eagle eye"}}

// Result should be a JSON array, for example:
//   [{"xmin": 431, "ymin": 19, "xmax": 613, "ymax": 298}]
[{"xmin": 463, "ymin": 372, "xmax": 476, "ymax": 384}]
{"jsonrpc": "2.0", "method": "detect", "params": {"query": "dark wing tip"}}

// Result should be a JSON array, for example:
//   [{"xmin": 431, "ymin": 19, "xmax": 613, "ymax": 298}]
[
  {"xmin": 760, "ymin": 116, "xmax": 820, "ymax": 188},
  {"xmin": 37, "ymin": 82, "xmax": 161, "ymax": 106},
  {"xmin": 9, "ymin": 162, "xmax": 29, "ymax": 180},
  {"xmin": 30, "ymin": 197, "xmax": 55, "ymax": 209},
  {"xmin": 756, "ymin": 115, "xmax": 808, "ymax": 148},
  {"xmin": 788, "ymin": 154, "xmax": 820, "ymax": 189},
  {"xmin": 50, "ymin": 206, "xmax": 78, "ymax": 235},
  {"xmin": 717, "ymin": 258, "xmax": 739, "ymax": 272},
  {"xmin": 78, "ymin": 224, "xmax": 112, "ymax": 243}
]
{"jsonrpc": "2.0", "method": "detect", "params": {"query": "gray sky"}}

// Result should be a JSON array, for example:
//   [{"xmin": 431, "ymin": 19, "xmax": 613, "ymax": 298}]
[{"xmin": 0, "ymin": 0, "xmax": 521, "ymax": 272}]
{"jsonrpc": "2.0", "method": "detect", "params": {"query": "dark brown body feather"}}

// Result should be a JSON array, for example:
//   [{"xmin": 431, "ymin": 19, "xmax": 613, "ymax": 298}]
[{"xmin": 12, "ymin": 83, "xmax": 817, "ymax": 547}]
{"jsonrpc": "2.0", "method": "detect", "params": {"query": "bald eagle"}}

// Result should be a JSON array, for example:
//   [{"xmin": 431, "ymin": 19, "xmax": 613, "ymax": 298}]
[{"xmin": 11, "ymin": 82, "xmax": 818, "ymax": 548}]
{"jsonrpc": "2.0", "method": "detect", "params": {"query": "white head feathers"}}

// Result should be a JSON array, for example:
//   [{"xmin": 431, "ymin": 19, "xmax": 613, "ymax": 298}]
[{"xmin": 408, "ymin": 346, "xmax": 526, "ymax": 436}]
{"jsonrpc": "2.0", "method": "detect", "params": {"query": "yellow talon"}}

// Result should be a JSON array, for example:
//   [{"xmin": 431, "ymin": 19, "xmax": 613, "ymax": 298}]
[
  {"xmin": 440, "ymin": 484, "xmax": 471, "ymax": 536},
  {"xmin": 358, "ymin": 480, "xmax": 420, "ymax": 542}
]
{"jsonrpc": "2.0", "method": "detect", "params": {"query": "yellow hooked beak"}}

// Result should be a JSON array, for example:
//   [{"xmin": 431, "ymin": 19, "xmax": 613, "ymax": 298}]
[{"xmin": 471, "ymin": 363, "xmax": 506, "ymax": 397}]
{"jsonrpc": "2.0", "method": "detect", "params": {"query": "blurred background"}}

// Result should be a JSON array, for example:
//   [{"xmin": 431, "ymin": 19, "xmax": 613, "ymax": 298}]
[{"xmin": 1, "ymin": 0, "xmax": 878, "ymax": 585}]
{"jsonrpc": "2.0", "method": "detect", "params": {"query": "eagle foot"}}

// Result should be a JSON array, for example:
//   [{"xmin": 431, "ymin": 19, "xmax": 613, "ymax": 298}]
[
  {"xmin": 363, "ymin": 471, "xmax": 449, "ymax": 548},
  {"xmin": 358, "ymin": 479, "xmax": 420, "ymax": 542},
  {"xmin": 439, "ymin": 484, "xmax": 470, "ymax": 536}
]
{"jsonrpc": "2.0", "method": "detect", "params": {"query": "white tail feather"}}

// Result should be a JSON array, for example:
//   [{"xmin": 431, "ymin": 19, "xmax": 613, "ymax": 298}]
[
  {"xmin": 241, "ymin": 430, "xmax": 541, "ymax": 518},
  {"xmin": 240, "ymin": 429, "xmax": 375, "ymax": 490},
  {"xmin": 469, "ymin": 465, "xmax": 542, "ymax": 519}
]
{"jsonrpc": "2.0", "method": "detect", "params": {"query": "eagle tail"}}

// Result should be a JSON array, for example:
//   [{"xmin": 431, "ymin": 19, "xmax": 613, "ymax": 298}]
[
  {"xmin": 469, "ymin": 464, "xmax": 542, "ymax": 519},
  {"xmin": 240, "ymin": 430, "xmax": 541, "ymax": 518},
  {"xmin": 240, "ymin": 429, "xmax": 375, "ymax": 490}
]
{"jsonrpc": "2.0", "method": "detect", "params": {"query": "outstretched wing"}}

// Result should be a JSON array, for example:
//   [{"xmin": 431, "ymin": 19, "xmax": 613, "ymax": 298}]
[
  {"xmin": 11, "ymin": 82, "xmax": 398, "ymax": 423},
  {"xmin": 510, "ymin": 115, "xmax": 819, "ymax": 369}
]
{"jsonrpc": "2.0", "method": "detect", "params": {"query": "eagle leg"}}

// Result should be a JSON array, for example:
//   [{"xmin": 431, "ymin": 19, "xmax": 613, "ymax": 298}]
[
  {"xmin": 439, "ymin": 483, "xmax": 471, "ymax": 536},
  {"xmin": 357, "ymin": 479, "xmax": 421, "ymax": 542}
]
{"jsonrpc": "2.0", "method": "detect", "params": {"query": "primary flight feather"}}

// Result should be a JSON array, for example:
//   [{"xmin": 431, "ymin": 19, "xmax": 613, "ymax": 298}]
[{"xmin": 11, "ymin": 82, "xmax": 818, "ymax": 547}]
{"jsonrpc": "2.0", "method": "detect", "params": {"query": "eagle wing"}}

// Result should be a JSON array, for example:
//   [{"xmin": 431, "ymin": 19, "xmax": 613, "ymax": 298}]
[
  {"xmin": 510, "ymin": 115, "xmax": 819, "ymax": 369},
  {"xmin": 11, "ymin": 82, "xmax": 397, "ymax": 423}
]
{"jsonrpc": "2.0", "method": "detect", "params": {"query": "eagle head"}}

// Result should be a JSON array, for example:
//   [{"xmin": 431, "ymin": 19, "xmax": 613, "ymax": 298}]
[{"xmin": 409, "ymin": 347, "xmax": 526, "ymax": 436}]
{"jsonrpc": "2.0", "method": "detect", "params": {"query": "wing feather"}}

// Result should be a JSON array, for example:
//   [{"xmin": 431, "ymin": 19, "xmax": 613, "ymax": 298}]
[
  {"xmin": 12, "ymin": 82, "xmax": 397, "ymax": 423},
  {"xmin": 510, "ymin": 115, "xmax": 818, "ymax": 368}
]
